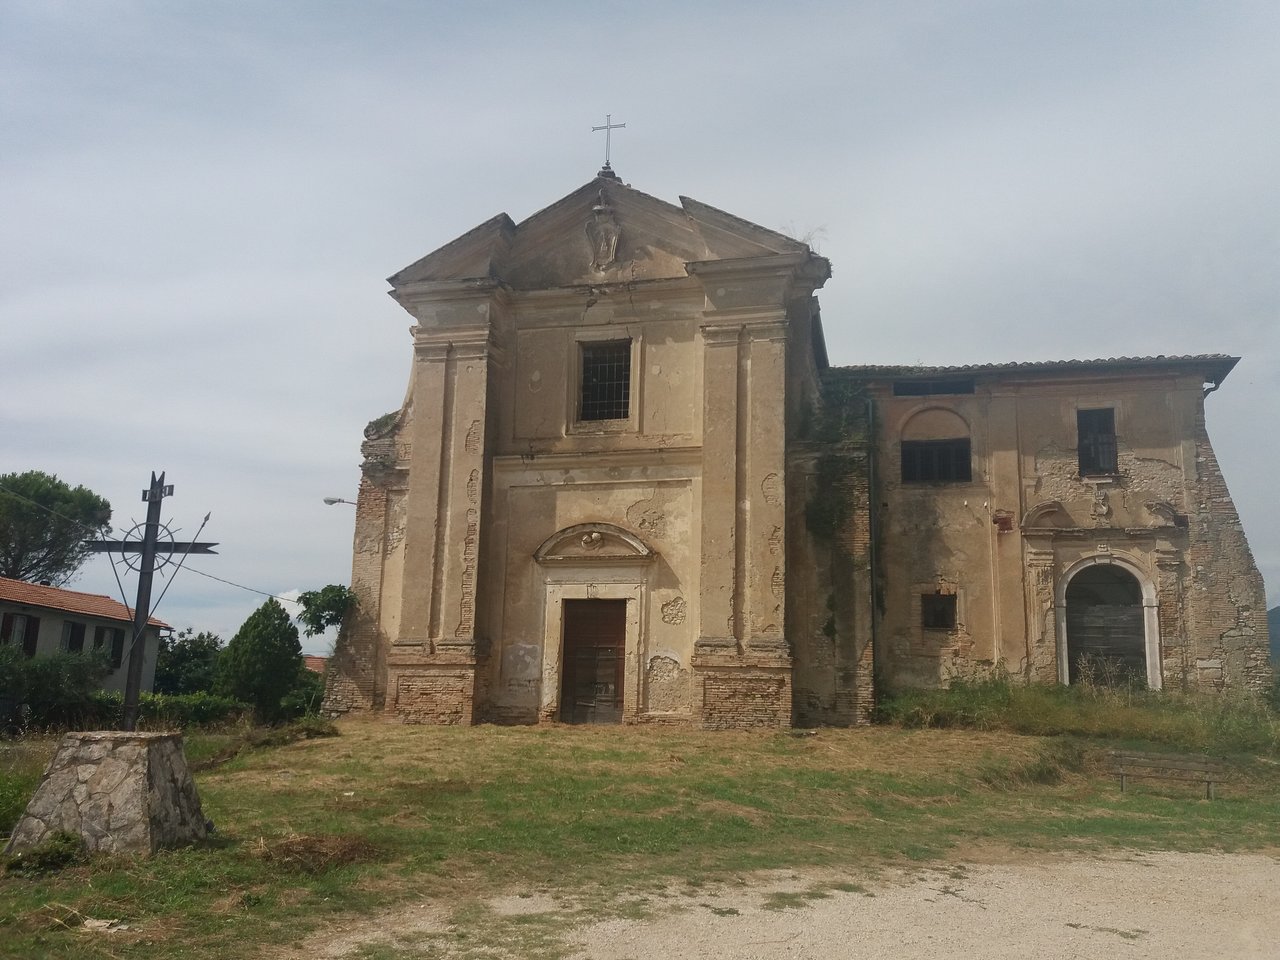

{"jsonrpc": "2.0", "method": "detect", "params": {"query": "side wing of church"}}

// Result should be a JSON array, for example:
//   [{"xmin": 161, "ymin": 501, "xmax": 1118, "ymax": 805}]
[{"xmin": 325, "ymin": 174, "xmax": 1270, "ymax": 728}]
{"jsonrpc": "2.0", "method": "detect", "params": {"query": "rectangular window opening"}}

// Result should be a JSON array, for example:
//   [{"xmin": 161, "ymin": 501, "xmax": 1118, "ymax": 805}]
[
  {"xmin": 61, "ymin": 621, "xmax": 86, "ymax": 654},
  {"xmin": 921, "ymin": 593, "xmax": 957, "ymax": 630},
  {"xmin": 579, "ymin": 340, "xmax": 631, "ymax": 422},
  {"xmin": 893, "ymin": 378, "xmax": 976, "ymax": 397},
  {"xmin": 901, "ymin": 438, "xmax": 971, "ymax": 483},
  {"xmin": 1078, "ymin": 408, "xmax": 1117, "ymax": 476}
]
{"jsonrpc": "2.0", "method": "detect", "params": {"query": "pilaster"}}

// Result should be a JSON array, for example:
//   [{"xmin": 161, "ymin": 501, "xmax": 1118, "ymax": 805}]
[{"xmin": 387, "ymin": 286, "xmax": 506, "ymax": 724}]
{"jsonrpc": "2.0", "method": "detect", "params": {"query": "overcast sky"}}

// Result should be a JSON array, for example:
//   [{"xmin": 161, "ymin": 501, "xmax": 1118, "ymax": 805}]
[{"xmin": 3, "ymin": 1, "xmax": 1277, "ymax": 655}]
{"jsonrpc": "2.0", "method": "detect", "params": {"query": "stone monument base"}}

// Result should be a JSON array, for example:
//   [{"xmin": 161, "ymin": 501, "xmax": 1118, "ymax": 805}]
[{"xmin": 4, "ymin": 731, "xmax": 208, "ymax": 857}]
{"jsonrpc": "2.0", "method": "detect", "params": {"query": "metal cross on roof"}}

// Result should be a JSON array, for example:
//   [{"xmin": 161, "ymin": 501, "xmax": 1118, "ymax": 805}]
[
  {"xmin": 591, "ymin": 113, "xmax": 626, "ymax": 174},
  {"xmin": 87, "ymin": 471, "xmax": 217, "ymax": 730}
]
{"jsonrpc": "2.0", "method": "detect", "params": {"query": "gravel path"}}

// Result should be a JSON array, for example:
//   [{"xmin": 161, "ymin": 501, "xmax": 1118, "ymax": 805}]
[{"xmin": 565, "ymin": 853, "xmax": 1280, "ymax": 960}]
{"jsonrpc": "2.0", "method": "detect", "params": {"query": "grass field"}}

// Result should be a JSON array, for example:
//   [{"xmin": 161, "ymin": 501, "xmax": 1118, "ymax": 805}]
[{"xmin": 2, "ymin": 719, "xmax": 1279, "ymax": 959}]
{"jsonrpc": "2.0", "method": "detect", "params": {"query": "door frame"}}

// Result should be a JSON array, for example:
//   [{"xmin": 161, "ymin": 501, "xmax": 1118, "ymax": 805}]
[
  {"xmin": 540, "ymin": 579, "xmax": 646, "ymax": 723},
  {"xmin": 1055, "ymin": 554, "xmax": 1162, "ymax": 690},
  {"xmin": 559, "ymin": 597, "xmax": 628, "ymax": 723}
]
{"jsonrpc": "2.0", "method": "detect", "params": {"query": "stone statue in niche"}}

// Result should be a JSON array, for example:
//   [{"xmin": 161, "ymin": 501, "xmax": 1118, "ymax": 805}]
[{"xmin": 586, "ymin": 191, "xmax": 620, "ymax": 271}]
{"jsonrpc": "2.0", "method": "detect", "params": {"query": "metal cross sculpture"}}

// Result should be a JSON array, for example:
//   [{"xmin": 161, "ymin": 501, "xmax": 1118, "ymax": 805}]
[
  {"xmin": 591, "ymin": 113, "xmax": 626, "ymax": 170},
  {"xmin": 88, "ymin": 472, "xmax": 217, "ymax": 731}
]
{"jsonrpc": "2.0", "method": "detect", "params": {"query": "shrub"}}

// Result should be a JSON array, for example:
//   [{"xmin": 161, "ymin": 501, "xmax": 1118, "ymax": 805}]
[
  {"xmin": 877, "ymin": 673, "xmax": 1280, "ymax": 755},
  {"xmin": 20, "ymin": 653, "xmax": 110, "ymax": 729},
  {"xmin": 279, "ymin": 668, "xmax": 326, "ymax": 720},
  {"xmin": 3, "ymin": 830, "xmax": 85, "ymax": 874},
  {"xmin": 87, "ymin": 691, "xmax": 250, "ymax": 730}
]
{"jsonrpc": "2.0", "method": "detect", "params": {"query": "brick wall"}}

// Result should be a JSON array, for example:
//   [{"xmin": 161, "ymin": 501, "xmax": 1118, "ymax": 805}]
[
  {"xmin": 324, "ymin": 477, "xmax": 390, "ymax": 715},
  {"xmin": 698, "ymin": 671, "xmax": 792, "ymax": 730},
  {"xmin": 1181, "ymin": 404, "xmax": 1271, "ymax": 692}
]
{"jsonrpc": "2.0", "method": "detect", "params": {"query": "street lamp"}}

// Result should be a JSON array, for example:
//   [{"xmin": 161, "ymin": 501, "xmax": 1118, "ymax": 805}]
[{"xmin": 323, "ymin": 497, "xmax": 356, "ymax": 506}]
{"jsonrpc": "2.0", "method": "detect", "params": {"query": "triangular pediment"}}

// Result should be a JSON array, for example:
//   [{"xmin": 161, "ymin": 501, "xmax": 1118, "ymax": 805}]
[{"xmin": 388, "ymin": 175, "xmax": 815, "ymax": 292}]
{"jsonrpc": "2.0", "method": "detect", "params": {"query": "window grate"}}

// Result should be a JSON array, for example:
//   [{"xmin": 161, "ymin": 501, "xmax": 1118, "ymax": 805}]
[
  {"xmin": 921, "ymin": 593, "xmax": 957, "ymax": 630},
  {"xmin": 580, "ymin": 340, "xmax": 631, "ymax": 421},
  {"xmin": 1078, "ymin": 408, "xmax": 1117, "ymax": 476},
  {"xmin": 901, "ymin": 438, "xmax": 971, "ymax": 483}
]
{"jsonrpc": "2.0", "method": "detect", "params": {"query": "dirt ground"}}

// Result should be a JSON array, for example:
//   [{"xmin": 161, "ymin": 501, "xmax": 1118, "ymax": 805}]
[{"xmin": 305, "ymin": 851, "xmax": 1280, "ymax": 959}]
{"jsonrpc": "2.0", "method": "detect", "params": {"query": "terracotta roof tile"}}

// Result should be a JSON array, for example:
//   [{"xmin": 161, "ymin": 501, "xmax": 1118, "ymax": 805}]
[
  {"xmin": 0, "ymin": 577, "xmax": 169, "ymax": 629},
  {"xmin": 830, "ymin": 354, "xmax": 1239, "ymax": 382}
]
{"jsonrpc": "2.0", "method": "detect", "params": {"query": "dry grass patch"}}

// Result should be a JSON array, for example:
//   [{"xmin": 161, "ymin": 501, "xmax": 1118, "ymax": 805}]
[{"xmin": 255, "ymin": 834, "xmax": 381, "ymax": 874}]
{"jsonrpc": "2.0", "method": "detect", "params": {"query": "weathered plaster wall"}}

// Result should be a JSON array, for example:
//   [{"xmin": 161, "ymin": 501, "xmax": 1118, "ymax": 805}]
[{"xmin": 862, "ymin": 368, "xmax": 1270, "ymax": 694}]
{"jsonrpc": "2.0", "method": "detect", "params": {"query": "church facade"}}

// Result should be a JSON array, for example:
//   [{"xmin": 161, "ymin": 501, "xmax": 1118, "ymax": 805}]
[{"xmin": 324, "ymin": 173, "xmax": 1270, "ymax": 728}]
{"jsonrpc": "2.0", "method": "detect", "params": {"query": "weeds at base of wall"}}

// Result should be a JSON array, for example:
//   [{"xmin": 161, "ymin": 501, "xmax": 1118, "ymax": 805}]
[{"xmin": 876, "ymin": 674, "xmax": 1280, "ymax": 756}]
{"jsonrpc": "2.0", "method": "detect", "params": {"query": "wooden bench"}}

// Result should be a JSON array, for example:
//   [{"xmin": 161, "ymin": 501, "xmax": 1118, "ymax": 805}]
[{"xmin": 1106, "ymin": 750, "xmax": 1230, "ymax": 800}]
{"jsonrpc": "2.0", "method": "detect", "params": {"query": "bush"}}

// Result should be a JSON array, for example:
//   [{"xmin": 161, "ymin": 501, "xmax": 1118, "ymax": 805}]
[
  {"xmin": 279, "ymin": 668, "xmax": 326, "ymax": 720},
  {"xmin": 20, "ymin": 653, "xmax": 110, "ymax": 729},
  {"xmin": 87, "ymin": 691, "xmax": 250, "ymax": 730},
  {"xmin": 3, "ymin": 830, "xmax": 85, "ymax": 874},
  {"xmin": 877, "ymin": 673, "xmax": 1280, "ymax": 755}
]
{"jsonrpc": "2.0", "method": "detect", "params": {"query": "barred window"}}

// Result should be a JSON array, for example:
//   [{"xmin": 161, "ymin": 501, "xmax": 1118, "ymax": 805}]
[
  {"xmin": 1078, "ymin": 408, "xmax": 1117, "ymax": 476},
  {"xmin": 579, "ymin": 340, "xmax": 631, "ymax": 421},
  {"xmin": 901, "ymin": 438, "xmax": 971, "ymax": 483}
]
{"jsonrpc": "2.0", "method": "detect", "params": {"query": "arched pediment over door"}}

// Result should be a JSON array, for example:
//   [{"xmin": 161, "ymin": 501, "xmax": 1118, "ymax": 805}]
[{"xmin": 533, "ymin": 523, "xmax": 656, "ymax": 566}]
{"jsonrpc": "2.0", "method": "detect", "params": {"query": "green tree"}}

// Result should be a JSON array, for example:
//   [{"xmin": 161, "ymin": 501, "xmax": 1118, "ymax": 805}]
[
  {"xmin": 296, "ymin": 584, "xmax": 358, "ymax": 637},
  {"xmin": 154, "ymin": 628, "xmax": 223, "ymax": 695},
  {"xmin": 216, "ymin": 599, "xmax": 301, "ymax": 722},
  {"xmin": 0, "ymin": 471, "xmax": 112, "ymax": 585}
]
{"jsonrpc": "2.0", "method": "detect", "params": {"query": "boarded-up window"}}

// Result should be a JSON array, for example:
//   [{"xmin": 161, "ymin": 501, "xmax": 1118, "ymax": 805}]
[
  {"xmin": 579, "ymin": 340, "xmax": 631, "ymax": 421},
  {"xmin": 902, "ymin": 439, "xmax": 971, "ymax": 483},
  {"xmin": 1078, "ymin": 408, "xmax": 1117, "ymax": 476}
]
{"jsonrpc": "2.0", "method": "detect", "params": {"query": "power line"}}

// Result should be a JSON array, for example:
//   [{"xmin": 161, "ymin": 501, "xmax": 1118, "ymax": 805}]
[
  {"xmin": 1, "ymin": 479, "xmax": 302, "ymax": 607},
  {"xmin": 184, "ymin": 566, "xmax": 301, "ymax": 605}
]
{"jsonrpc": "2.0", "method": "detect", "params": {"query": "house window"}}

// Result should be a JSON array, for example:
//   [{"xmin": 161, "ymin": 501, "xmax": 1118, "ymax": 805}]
[
  {"xmin": 901, "ymin": 438, "xmax": 972, "ymax": 483},
  {"xmin": 579, "ymin": 340, "xmax": 631, "ymax": 421},
  {"xmin": 1, "ymin": 612, "xmax": 40, "ymax": 657},
  {"xmin": 1078, "ymin": 408, "xmax": 1117, "ymax": 476},
  {"xmin": 61, "ymin": 621, "xmax": 86, "ymax": 654},
  {"xmin": 921, "ymin": 593, "xmax": 957, "ymax": 630},
  {"xmin": 95, "ymin": 625, "xmax": 126, "ymax": 668}
]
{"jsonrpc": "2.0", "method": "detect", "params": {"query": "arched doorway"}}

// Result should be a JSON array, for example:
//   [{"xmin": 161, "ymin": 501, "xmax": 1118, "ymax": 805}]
[{"xmin": 1063, "ymin": 564, "xmax": 1147, "ymax": 686}]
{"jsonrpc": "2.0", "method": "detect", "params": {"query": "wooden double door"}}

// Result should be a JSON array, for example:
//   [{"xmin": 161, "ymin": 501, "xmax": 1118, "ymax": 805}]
[{"xmin": 560, "ymin": 599, "xmax": 626, "ymax": 724}]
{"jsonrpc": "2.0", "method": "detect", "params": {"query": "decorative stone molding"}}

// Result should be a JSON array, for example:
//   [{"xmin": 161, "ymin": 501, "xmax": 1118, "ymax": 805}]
[{"xmin": 534, "ymin": 523, "xmax": 656, "ymax": 565}]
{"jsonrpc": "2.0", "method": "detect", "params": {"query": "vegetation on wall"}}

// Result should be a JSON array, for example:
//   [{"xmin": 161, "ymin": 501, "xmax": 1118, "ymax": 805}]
[{"xmin": 296, "ymin": 584, "xmax": 358, "ymax": 637}]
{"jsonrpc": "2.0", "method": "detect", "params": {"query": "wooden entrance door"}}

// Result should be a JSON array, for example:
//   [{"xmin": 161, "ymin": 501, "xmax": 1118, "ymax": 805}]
[
  {"xmin": 560, "ymin": 599, "xmax": 626, "ymax": 724},
  {"xmin": 1065, "ymin": 565, "xmax": 1146, "ymax": 685}
]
